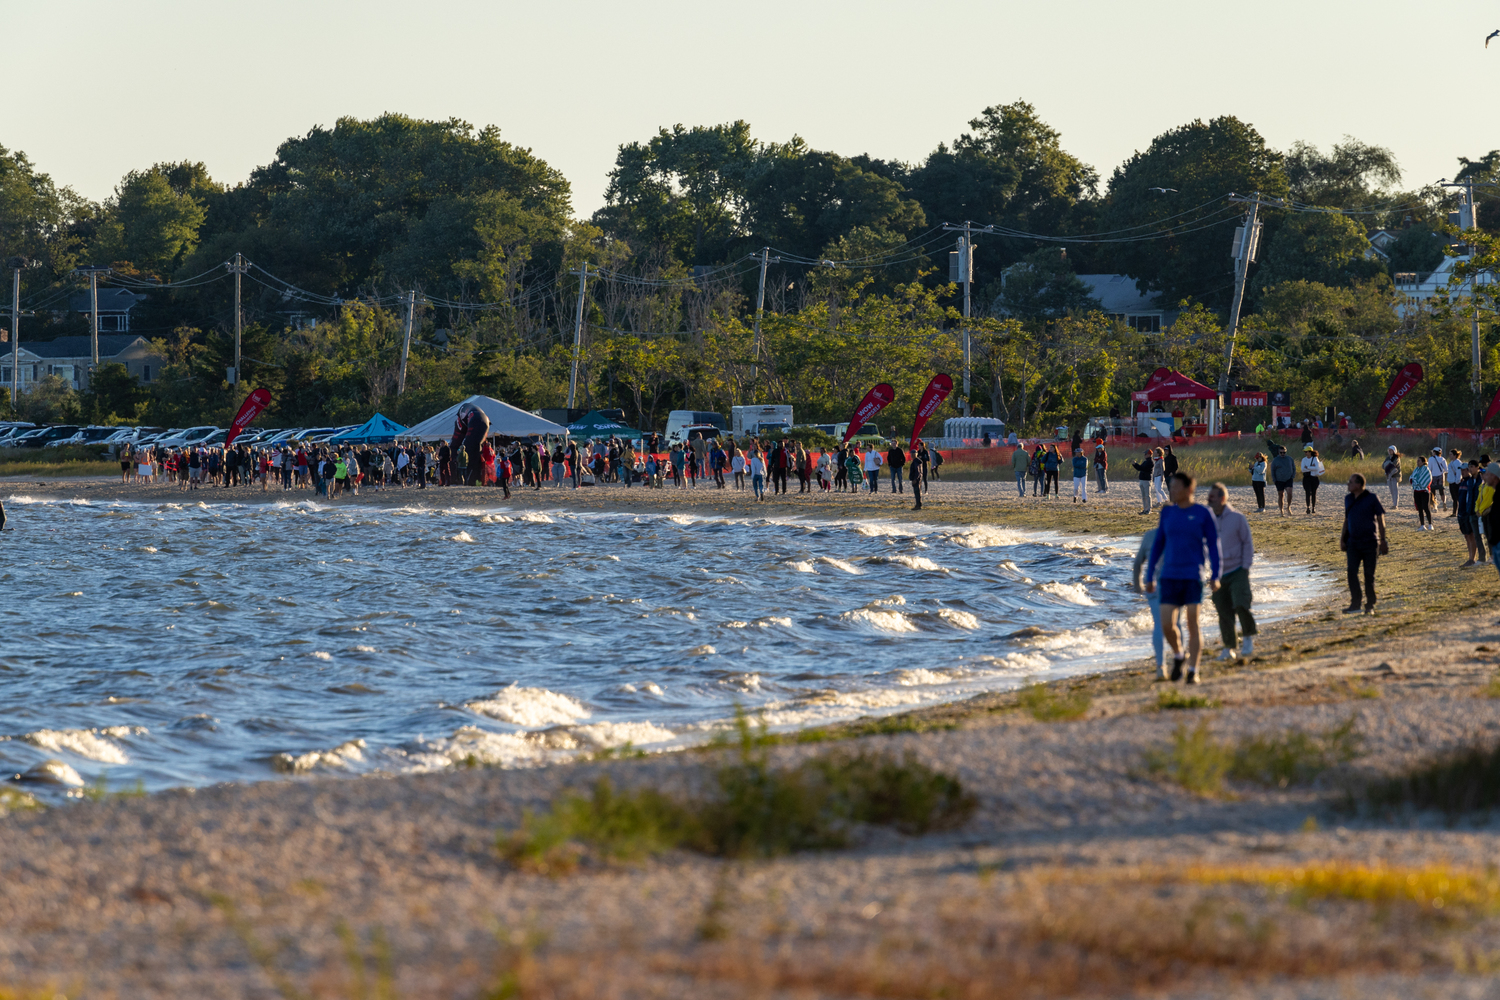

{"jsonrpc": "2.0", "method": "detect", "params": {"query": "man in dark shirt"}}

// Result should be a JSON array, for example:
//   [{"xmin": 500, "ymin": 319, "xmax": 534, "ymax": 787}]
[
  {"xmin": 887, "ymin": 443, "xmax": 906, "ymax": 494},
  {"xmin": 1340, "ymin": 473, "xmax": 1388, "ymax": 615}
]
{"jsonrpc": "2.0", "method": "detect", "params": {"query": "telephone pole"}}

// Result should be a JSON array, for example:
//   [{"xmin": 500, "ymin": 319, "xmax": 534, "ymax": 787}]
[
  {"xmin": 750, "ymin": 247, "xmax": 779, "ymax": 400},
  {"xmin": 397, "ymin": 289, "xmax": 417, "ymax": 394},
  {"xmin": 1440, "ymin": 178, "xmax": 1497, "ymax": 427},
  {"xmin": 1220, "ymin": 193, "xmax": 1276, "ymax": 409},
  {"xmin": 567, "ymin": 263, "xmax": 590, "ymax": 411},
  {"xmin": 225, "ymin": 253, "xmax": 249, "ymax": 385},
  {"xmin": 7, "ymin": 257, "xmax": 26, "ymax": 407},
  {"xmin": 71, "ymin": 265, "xmax": 112, "ymax": 376},
  {"xmin": 941, "ymin": 223, "xmax": 976, "ymax": 416}
]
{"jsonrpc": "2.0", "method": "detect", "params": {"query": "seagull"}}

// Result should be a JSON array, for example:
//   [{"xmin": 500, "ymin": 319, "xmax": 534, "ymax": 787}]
[
  {"xmin": 1488, "ymin": 28, "xmax": 1500, "ymax": 46},
  {"xmin": 1149, "ymin": 187, "xmax": 1178, "ymax": 194}
]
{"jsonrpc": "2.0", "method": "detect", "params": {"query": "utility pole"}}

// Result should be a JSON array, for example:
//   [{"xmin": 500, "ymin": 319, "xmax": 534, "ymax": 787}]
[
  {"xmin": 225, "ymin": 253, "xmax": 249, "ymax": 385},
  {"xmin": 6, "ymin": 257, "xmax": 24, "ymax": 408},
  {"xmin": 397, "ymin": 289, "xmax": 417, "ymax": 394},
  {"xmin": 71, "ymin": 265, "xmax": 112, "ymax": 380},
  {"xmin": 1440, "ymin": 178, "xmax": 1497, "ymax": 427},
  {"xmin": 751, "ymin": 247, "xmax": 771, "ymax": 397},
  {"xmin": 942, "ymin": 223, "xmax": 976, "ymax": 416},
  {"xmin": 1221, "ymin": 194, "xmax": 1276, "ymax": 417},
  {"xmin": 567, "ymin": 263, "xmax": 589, "ymax": 411}
]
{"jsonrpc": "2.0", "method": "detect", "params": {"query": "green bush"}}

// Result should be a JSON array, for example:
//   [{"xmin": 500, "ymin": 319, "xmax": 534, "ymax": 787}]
[
  {"xmin": 1016, "ymin": 682, "xmax": 1091, "ymax": 722},
  {"xmin": 1145, "ymin": 717, "xmax": 1362, "ymax": 796}
]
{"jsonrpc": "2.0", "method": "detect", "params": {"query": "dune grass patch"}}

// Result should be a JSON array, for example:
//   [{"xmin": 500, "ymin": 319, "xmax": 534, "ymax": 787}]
[
  {"xmin": 1016, "ymin": 682, "xmax": 1092, "ymax": 722},
  {"xmin": 1367, "ymin": 742, "xmax": 1500, "ymax": 818},
  {"xmin": 1157, "ymin": 689, "xmax": 1220, "ymax": 711},
  {"xmin": 1145, "ymin": 717, "xmax": 1362, "ymax": 796},
  {"xmin": 1187, "ymin": 862, "xmax": 1500, "ymax": 915},
  {"xmin": 501, "ymin": 715, "xmax": 975, "ymax": 872}
]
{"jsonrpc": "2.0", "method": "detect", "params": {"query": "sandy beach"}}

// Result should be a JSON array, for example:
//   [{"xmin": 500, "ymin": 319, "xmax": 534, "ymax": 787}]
[{"xmin": 4, "ymin": 475, "xmax": 1500, "ymax": 998}]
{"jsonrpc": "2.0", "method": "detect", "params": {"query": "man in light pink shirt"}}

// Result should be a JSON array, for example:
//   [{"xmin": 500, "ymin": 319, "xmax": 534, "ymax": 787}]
[{"xmin": 1207, "ymin": 482, "xmax": 1256, "ymax": 661}]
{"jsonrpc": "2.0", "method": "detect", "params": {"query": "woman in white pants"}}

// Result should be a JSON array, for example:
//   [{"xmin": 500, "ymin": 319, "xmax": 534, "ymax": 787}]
[{"xmin": 1151, "ymin": 447, "xmax": 1167, "ymax": 503}]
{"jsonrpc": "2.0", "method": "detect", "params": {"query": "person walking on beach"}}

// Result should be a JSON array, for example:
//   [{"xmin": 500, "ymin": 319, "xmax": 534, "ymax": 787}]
[
  {"xmin": 1070, "ymin": 448, "xmax": 1089, "ymax": 503},
  {"xmin": 1410, "ymin": 455, "xmax": 1434, "ymax": 529},
  {"xmin": 1479, "ymin": 463, "xmax": 1500, "ymax": 581},
  {"xmin": 863, "ymin": 444, "xmax": 883, "ymax": 493},
  {"xmin": 1130, "ymin": 449, "xmax": 1154, "ymax": 514},
  {"xmin": 1144, "ymin": 471, "xmax": 1222, "ymax": 684},
  {"xmin": 1151, "ymin": 447, "xmax": 1167, "ymax": 504},
  {"xmin": 844, "ymin": 447, "xmax": 862, "ymax": 492},
  {"xmin": 1093, "ymin": 440, "xmax": 1109, "ymax": 495},
  {"xmin": 1270, "ymin": 446, "xmax": 1295, "ymax": 517},
  {"xmin": 1446, "ymin": 448, "xmax": 1464, "ymax": 517},
  {"xmin": 1206, "ymin": 482, "xmax": 1256, "ymax": 661},
  {"xmin": 1340, "ymin": 473, "xmax": 1388, "ymax": 615},
  {"xmin": 1249, "ymin": 452, "xmax": 1267, "ymax": 512},
  {"xmin": 1162, "ymin": 445, "xmax": 1179, "ymax": 483},
  {"xmin": 887, "ymin": 441, "xmax": 906, "ymax": 494},
  {"xmin": 1030, "ymin": 443, "xmax": 1045, "ymax": 496},
  {"xmin": 749, "ymin": 449, "xmax": 766, "ymax": 501},
  {"xmin": 1382, "ymin": 447, "xmax": 1402, "ymax": 508},
  {"xmin": 1456, "ymin": 461, "xmax": 1481, "ymax": 566},
  {"xmin": 1300, "ymin": 445, "xmax": 1325, "ymax": 514},
  {"xmin": 1132, "ymin": 526, "xmax": 1172, "ymax": 679},
  {"xmin": 1428, "ymin": 448, "xmax": 1449, "ymax": 512},
  {"xmin": 1011, "ymin": 442, "xmax": 1029, "ymax": 497},
  {"xmin": 1043, "ymin": 444, "xmax": 1060, "ymax": 498},
  {"xmin": 909, "ymin": 455, "xmax": 923, "ymax": 510}
]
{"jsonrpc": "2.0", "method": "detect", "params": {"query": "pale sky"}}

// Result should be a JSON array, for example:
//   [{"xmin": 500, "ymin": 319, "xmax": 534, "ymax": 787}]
[{"xmin": 6, "ymin": 0, "xmax": 1494, "ymax": 217}]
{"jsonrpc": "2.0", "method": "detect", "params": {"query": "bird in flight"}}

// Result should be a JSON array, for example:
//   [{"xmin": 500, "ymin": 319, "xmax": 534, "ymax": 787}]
[
  {"xmin": 1149, "ymin": 187, "xmax": 1178, "ymax": 194},
  {"xmin": 1488, "ymin": 28, "xmax": 1500, "ymax": 46}
]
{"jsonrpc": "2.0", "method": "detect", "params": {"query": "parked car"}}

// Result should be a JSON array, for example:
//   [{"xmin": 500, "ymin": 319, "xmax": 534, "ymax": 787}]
[
  {"xmin": 260, "ymin": 428, "xmax": 304, "ymax": 446},
  {"xmin": 16, "ymin": 425, "xmax": 81, "ymax": 448},
  {"xmin": 0, "ymin": 423, "xmax": 38, "ymax": 445},
  {"xmin": 156, "ymin": 426, "xmax": 221, "ymax": 448},
  {"xmin": 47, "ymin": 425, "xmax": 119, "ymax": 448}
]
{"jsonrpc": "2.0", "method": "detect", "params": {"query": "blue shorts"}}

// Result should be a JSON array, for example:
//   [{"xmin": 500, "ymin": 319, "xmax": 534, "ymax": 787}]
[{"xmin": 1157, "ymin": 578, "xmax": 1204, "ymax": 607}]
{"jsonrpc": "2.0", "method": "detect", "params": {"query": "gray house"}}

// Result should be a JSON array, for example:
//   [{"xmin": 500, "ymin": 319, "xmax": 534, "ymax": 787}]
[
  {"xmin": 1074, "ymin": 274, "xmax": 1177, "ymax": 333},
  {"xmin": 0, "ymin": 335, "xmax": 165, "ymax": 393},
  {"xmin": 67, "ymin": 288, "xmax": 149, "ymax": 333}
]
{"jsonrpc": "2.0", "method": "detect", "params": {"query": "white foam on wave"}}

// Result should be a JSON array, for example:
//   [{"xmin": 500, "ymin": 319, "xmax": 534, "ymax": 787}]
[
  {"xmin": 446, "ymin": 530, "xmax": 477, "ymax": 543},
  {"xmin": 393, "ymin": 727, "xmax": 540, "ymax": 771},
  {"xmin": 879, "ymin": 554, "xmax": 948, "ymax": 572},
  {"xmin": 840, "ymin": 608, "xmax": 919, "ymax": 633},
  {"xmin": 895, "ymin": 667, "xmax": 966, "ymax": 686},
  {"xmin": 271, "ymin": 738, "xmax": 366, "ymax": 774},
  {"xmin": 1037, "ymin": 581, "xmax": 1097, "ymax": 606},
  {"xmin": 949, "ymin": 525, "xmax": 1028, "ymax": 549},
  {"xmin": 308, "ymin": 650, "xmax": 333, "ymax": 661},
  {"xmin": 785, "ymin": 559, "xmax": 817, "ymax": 573},
  {"xmin": 569, "ymin": 720, "xmax": 676, "ymax": 748},
  {"xmin": 687, "ymin": 644, "xmax": 718, "ymax": 656},
  {"xmin": 871, "ymin": 594, "xmax": 906, "ymax": 607},
  {"xmin": 934, "ymin": 608, "xmax": 981, "ymax": 629},
  {"xmin": 466, "ymin": 684, "xmax": 590, "ymax": 727},
  {"xmin": 853, "ymin": 522, "xmax": 918, "ymax": 538},
  {"xmin": 818, "ymin": 556, "xmax": 863, "ymax": 575},
  {"xmin": 22, "ymin": 725, "xmax": 146, "ymax": 764},
  {"xmin": 519, "ymin": 512, "xmax": 554, "ymax": 524},
  {"xmin": 479, "ymin": 514, "xmax": 513, "ymax": 524}
]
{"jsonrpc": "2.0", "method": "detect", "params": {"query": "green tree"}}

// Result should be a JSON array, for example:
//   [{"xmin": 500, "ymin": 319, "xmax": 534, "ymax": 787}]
[
  {"xmin": 0, "ymin": 144, "xmax": 91, "ymax": 282},
  {"xmin": 92, "ymin": 163, "xmax": 214, "ymax": 277},
  {"xmin": 1254, "ymin": 211, "xmax": 1382, "ymax": 293},
  {"xmin": 83, "ymin": 362, "xmax": 149, "ymax": 423},
  {"xmin": 990, "ymin": 248, "xmax": 1100, "ymax": 320},
  {"xmin": 1102, "ymin": 117, "xmax": 1288, "ymax": 312},
  {"xmin": 17, "ymin": 374, "xmax": 79, "ymax": 424},
  {"xmin": 1284, "ymin": 138, "xmax": 1401, "ymax": 208},
  {"xmin": 1385, "ymin": 224, "xmax": 1446, "ymax": 275}
]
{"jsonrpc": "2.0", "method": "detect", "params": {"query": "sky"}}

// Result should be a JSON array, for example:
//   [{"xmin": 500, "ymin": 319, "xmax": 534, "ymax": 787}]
[{"xmin": 6, "ymin": 0, "xmax": 1495, "ymax": 217}]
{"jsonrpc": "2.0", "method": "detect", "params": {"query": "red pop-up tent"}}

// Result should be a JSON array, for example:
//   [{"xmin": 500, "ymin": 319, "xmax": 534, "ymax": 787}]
[{"xmin": 1131, "ymin": 370, "xmax": 1218, "ymax": 402}]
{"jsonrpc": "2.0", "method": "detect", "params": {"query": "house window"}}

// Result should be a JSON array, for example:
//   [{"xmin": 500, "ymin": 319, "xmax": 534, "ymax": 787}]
[
  {"xmin": 99, "ymin": 314, "xmax": 124, "ymax": 332},
  {"xmin": 1, "ymin": 367, "xmax": 8, "ymax": 382},
  {"xmin": 142, "ymin": 365, "xmax": 151, "ymax": 382},
  {"xmin": 1128, "ymin": 315, "xmax": 1162, "ymax": 333},
  {"xmin": 31, "ymin": 364, "xmax": 37, "ymax": 381}
]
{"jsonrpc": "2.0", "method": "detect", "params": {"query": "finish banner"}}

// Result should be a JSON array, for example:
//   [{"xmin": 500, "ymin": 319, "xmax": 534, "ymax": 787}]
[
  {"xmin": 1375, "ymin": 363, "xmax": 1424, "ymax": 425},
  {"xmin": 841, "ymin": 383, "xmax": 896, "ymax": 444},
  {"xmin": 909, "ymin": 374, "xmax": 954, "ymax": 452},
  {"xmin": 225, "ymin": 388, "xmax": 272, "ymax": 448}
]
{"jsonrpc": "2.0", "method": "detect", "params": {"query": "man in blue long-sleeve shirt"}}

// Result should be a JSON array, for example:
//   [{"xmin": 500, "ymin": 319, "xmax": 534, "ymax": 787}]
[{"xmin": 1145, "ymin": 471, "xmax": 1222, "ymax": 684}]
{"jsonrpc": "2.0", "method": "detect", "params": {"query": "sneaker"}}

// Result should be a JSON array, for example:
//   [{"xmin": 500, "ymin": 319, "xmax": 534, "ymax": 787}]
[
  {"xmin": 1364, "ymin": 605, "xmax": 1377, "ymax": 616},
  {"xmin": 1155, "ymin": 664, "xmax": 1169, "ymax": 681},
  {"xmin": 1342, "ymin": 605, "xmax": 1363, "ymax": 614},
  {"xmin": 1215, "ymin": 648, "xmax": 1238, "ymax": 662},
  {"xmin": 1170, "ymin": 657, "xmax": 1185, "ymax": 682},
  {"xmin": 1240, "ymin": 636, "xmax": 1255, "ymax": 657},
  {"xmin": 1185, "ymin": 669, "xmax": 1200, "ymax": 685}
]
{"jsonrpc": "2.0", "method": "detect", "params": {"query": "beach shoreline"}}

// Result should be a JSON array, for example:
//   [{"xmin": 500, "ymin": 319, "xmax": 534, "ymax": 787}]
[{"xmin": 4, "ymin": 477, "xmax": 1500, "ymax": 998}]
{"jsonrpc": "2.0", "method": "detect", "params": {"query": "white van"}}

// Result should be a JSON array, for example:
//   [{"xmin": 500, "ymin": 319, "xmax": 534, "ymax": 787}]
[
  {"xmin": 730, "ymin": 404, "xmax": 793, "ymax": 437},
  {"xmin": 664, "ymin": 410, "xmax": 727, "ymax": 445}
]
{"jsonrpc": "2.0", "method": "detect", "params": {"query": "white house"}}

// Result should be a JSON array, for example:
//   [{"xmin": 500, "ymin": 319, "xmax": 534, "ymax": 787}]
[
  {"xmin": 1074, "ymin": 274, "xmax": 1178, "ymax": 332},
  {"xmin": 0, "ymin": 335, "xmax": 165, "ymax": 393},
  {"xmin": 1391, "ymin": 252, "xmax": 1496, "ymax": 317}
]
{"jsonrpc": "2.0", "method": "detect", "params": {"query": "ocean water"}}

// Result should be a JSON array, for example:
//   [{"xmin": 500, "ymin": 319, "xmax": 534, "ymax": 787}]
[{"xmin": 0, "ymin": 496, "xmax": 1332, "ymax": 797}]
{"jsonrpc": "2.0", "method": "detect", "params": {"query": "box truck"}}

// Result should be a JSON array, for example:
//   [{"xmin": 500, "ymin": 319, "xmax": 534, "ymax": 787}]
[{"xmin": 731, "ymin": 404, "xmax": 793, "ymax": 437}]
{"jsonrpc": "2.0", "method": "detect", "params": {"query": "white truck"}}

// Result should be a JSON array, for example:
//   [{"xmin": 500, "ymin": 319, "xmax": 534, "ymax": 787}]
[{"xmin": 731, "ymin": 404, "xmax": 793, "ymax": 438}]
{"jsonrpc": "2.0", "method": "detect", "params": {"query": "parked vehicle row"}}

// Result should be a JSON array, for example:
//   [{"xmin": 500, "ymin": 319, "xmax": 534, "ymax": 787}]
[{"xmin": 0, "ymin": 421, "xmax": 374, "ymax": 451}]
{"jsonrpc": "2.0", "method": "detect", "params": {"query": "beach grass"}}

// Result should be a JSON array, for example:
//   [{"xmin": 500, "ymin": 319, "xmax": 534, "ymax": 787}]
[
  {"xmin": 0, "ymin": 445, "xmax": 117, "ymax": 479},
  {"xmin": 502, "ymin": 718, "xmax": 975, "ymax": 871},
  {"xmin": 1015, "ymin": 682, "xmax": 1092, "ymax": 721},
  {"xmin": 1367, "ymin": 741, "xmax": 1500, "ymax": 818},
  {"xmin": 1145, "ymin": 717, "xmax": 1362, "ymax": 796}
]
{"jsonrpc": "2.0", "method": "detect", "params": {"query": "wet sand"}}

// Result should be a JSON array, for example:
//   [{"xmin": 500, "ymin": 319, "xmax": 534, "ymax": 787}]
[{"xmin": 4, "ymin": 477, "xmax": 1500, "ymax": 998}]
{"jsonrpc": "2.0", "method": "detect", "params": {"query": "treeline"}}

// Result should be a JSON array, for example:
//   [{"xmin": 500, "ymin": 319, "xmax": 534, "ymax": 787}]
[{"xmin": 1, "ymin": 106, "xmax": 1496, "ymax": 432}]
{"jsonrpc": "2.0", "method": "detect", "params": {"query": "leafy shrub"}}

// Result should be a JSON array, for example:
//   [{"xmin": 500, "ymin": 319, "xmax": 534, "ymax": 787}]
[
  {"xmin": 1145, "ymin": 717, "xmax": 1362, "ymax": 796},
  {"xmin": 1016, "ymin": 682, "xmax": 1091, "ymax": 722}
]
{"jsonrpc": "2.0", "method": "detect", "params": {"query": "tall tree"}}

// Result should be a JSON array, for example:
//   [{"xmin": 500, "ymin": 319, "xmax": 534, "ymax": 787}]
[
  {"xmin": 92, "ymin": 163, "xmax": 216, "ymax": 277},
  {"xmin": 1102, "ymin": 116, "xmax": 1287, "ymax": 312}
]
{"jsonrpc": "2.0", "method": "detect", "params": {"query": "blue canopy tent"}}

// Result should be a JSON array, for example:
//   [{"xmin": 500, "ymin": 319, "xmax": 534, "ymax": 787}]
[
  {"xmin": 326, "ymin": 413, "xmax": 409, "ymax": 444},
  {"xmin": 566, "ymin": 410, "xmax": 635, "ymax": 439}
]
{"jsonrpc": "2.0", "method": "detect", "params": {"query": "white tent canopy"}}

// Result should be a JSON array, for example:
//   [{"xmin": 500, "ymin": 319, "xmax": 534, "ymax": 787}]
[{"xmin": 400, "ymin": 395, "xmax": 568, "ymax": 441}]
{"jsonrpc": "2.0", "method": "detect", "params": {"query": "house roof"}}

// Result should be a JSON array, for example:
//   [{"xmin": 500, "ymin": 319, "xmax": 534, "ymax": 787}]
[
  {"xmin": 0, "ymin": 335, "xmax": 153, "ymax": 360},
  {"xmin": 68, "ymin": 289, "xmax": 148, "ymax": 313},
  {"xmin": 1075, "ymin": 274, "xmax": 1163, "ymax": 314}
]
